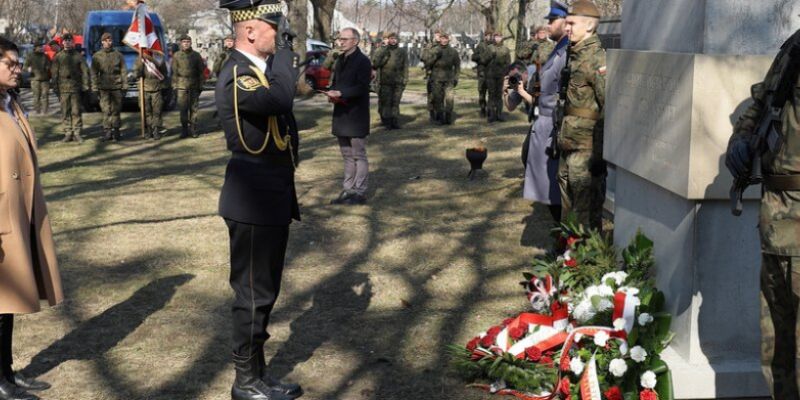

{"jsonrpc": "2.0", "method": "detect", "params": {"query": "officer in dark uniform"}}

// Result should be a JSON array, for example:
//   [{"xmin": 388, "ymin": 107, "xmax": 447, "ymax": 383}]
[{"xmin": 216, "ymin": 1, "xmax": 302, "ymax": 400}]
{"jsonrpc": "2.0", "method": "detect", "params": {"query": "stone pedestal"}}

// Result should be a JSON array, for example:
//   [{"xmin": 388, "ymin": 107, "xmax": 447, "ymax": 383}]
[{"xmin": 606, "ymin": 0, "xmax": 800, "ymax": 398}]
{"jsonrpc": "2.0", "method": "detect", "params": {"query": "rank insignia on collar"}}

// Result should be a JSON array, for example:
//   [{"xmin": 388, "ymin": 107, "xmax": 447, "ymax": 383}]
[{"xmin": 236, "ymin": 75, "xmax": 261, "ymax": 91}]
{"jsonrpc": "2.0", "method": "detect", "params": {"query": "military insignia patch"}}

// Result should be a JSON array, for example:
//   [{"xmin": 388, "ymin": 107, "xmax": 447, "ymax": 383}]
[{"xmin": 236, "ymin": 75, "xmax": 261, "ymax": 91}]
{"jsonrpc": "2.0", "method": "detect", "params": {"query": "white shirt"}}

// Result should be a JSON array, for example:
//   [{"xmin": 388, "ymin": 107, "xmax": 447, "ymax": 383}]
[{"xmin": 236, "ymin": 49, "xmax": 267, "ymax": 73}]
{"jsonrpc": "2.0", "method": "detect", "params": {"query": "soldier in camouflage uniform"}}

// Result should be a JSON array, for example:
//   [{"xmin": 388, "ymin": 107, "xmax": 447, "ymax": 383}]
[
  {"xmin": 556, "ymin": 1, "xmax": 606, "ymax": 231},
  {"xmin": 425, "ymin": 32, "xmax": 460, "ymax": 125},
  {"xmin": 133, "ymin": 55, "xmax": 169, "ymax": 140},
  {"xmin": 23, "ymin": 41, "xmax": 51, "ymax": 114},
  {"xmin": 91, "ymin": 32, "xmax": 127, "ymax": 141},
  {"xmin": 213, "ymin": 35, "xmax": 235, "ymax": 78},
  {"xmin": 171, "ymin": 34, "xmax": 206, "ymax": 138},
  {"xmin": 372, "ymin": 32, "xmax": 407, "ymax": 129},
  {"xmin": 517, "ymin": 26, "xmax": 555, "ymax": 67},
  {"xmin": 471, "ymin": 32, "xmax": 491, "ymax": 117},
  {"xmin": 420, "ymin": 30, "xmax": 441, "ymax": 122},
  {"xmin": 51, "ymin": 33, "xmax": 90, "ymax": 143},
  {"xmin": 483, "ymin": 32, "xmax": 510, "ymax": 123},
  {"xmin": 726, "ymin": 29, "xmax": 800, "ymax": 400}
]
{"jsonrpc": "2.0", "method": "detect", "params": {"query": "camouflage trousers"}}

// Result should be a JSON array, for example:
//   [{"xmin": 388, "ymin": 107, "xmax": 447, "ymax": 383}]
[
  {"xmin": 378, "ymin": 84, "xmax": 404, "ymax": 120},
  {"xmin": 486, "ymin": 75, "xmax": 504, "ymax": 117},
  {"xmin": 431, "ymin": 80, "xmax": 455, "ymax": 115},
  {"xmin": 557, "ymin": 149, "xmax": 605, "ymax": 231},
  {"xmin": 177, "ymin": 89, "xmax": 200, "ymax": 127},
  {"xmin": 31, "ymin": 80, "xmax": 49, "ymax": 114},
  {"xmin": 477, "ymin": 73, "xmax": 487, "ymax": 113},
  {"xmin": 143, "ymin": 91, "xmax": 164, "ymax": 133},
  {"xmin": 426, "ymin": 78, "xmax": 435, "ymax": 112},
  {"xmin": 98, "ymin": 89, "xmax": 123, "ymax": 130},
  {"xmin": 59, "ymin": 91, "xmax": 82, "ymax": 136},
  {"xmin": 760, "ymin": 253, "xmax": 800, "ymax": 400}
]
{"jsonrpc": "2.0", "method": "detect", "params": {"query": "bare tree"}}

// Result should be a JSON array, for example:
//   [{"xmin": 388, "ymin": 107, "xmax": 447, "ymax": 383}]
[
  {"xmin": 310, "ymin": 0, "xmax": 337, "ymax": 41},
  {"xmin": 390, "ymin": 0, "xmax": 457, "ymax": 36},
  {"xmin": 286, "ymin": 0, "xmax": 309, "ymax": 58}
]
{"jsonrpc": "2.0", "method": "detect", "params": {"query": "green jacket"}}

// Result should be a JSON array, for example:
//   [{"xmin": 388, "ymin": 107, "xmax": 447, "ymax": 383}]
[
  {"xmin": 372, "ymin": 44, "xmax": 408, "ymax": 86},
  {"xmin": 213, "ymin": 49, "xmax": 232, "ymax": 76},
  {"xmin": 516, "ymin": 38, "xmax": 555, "ymax": 66},
  {"xmin": 426, "ymin": 44, "xmax": 460, "ymax": 82},
  {"xmin": 91, "ymin": 48, "xmax": 127, "ymax": 90},
  {"xmin": 23, "ymin": 52, "xmax": 50, "ymax": 81},
  {"xmin": 486, "ymin": 43, "xmax": 510, "ymax": 79},
  {"xmin": 171, "ymin": 48, "xmax": 205, "ymax": 90},
  {"xmin": 558, "ymin": 34, "xmax": 606, "ymax": 152},
  {"xmin": 471, "ymin": 41, "xmax": 490, "ymax": 76},
  {"xmin": 730, "ymin": 39, "xmax": 800, "ymax": 256},
  {"xmin": 133, "ymin": 58, "xmax": 169, "ymax": 92},
  {"xmin": 420, "ymin": 42, "xmax": 438, "ymax": 73},
  {"xmin": 51, "ymin": 49, "xmax": 90, "ymax": 93}
]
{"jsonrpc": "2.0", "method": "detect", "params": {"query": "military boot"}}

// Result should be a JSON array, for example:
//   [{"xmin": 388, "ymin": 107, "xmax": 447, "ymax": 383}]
[
  {"xmin": 101, "ymin": 129, "xmax": 113, "ymax": 142},
  {"xmin": 444, "ymin": 112, "xmax": 453, "ymax": 125},
  {"xmin": 180, "ymin": 125, "xmax": 189, "ymax": 139},
  {"xmin": 191, "ymin": 124, "xmax": 199, "ymax": 138},
  {"xmin": 0, "ymin": 379, "xmax": 38, "ymax": 400},
  {"xmin": 429, "ymin": 110, "xmax": 435, "ymax": 123},
  {"xmin": 152, "ymin": 127, "xmax": 161, "ymax": 140},
  {"xmin": 113, "ymin": 128, "xmax": 122, "ymax": 142},
  {"xmin": 256, "ymin": 351, "xmax": 302, "ymax": 399},
  {"xmin": 231, "ymin": 353, "xmax": 291, "ymax": 400},
  {"xmin": 61, "ymin": 133, "xmax": 73, "ymax": 143},
  {"xmin": 390, "ymin": 118, "xmax": 400, "ymax": 130},
  {"xmin": 73, "ymin": 131, "xmax": 84, "ymax": 144},
  {"xmin": 479, "ymin": 107, "xmax": 486, "ymax": 118}
]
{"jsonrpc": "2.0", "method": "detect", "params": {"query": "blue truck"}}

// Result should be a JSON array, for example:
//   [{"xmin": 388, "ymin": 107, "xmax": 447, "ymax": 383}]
[{"xmin": 83, "ymin": 10, "xmax": 174, "ymax": 110}]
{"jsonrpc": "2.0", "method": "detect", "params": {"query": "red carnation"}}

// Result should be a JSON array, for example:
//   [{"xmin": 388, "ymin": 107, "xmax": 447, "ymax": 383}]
[
  {"xmin": 525, "ymin": 346, "xmax": 542, "ymax": 361},
  {"xmin": 466, "ymin": 337, "xmax": 480, "ymax": 352},
  {"xmin": 565, "ymin": 258, "xmax": 578, "ymax": 268},
  {"xmin": 480, "ymin": 335, "xmax": 495, "ymax": 348},
  {"xmin": 604, "ymin": 386, "xmax": 623, "ymax": 400},
  {"xmin": 639, "ymin": 389, "xmax": 658, "ymax": 400},
  {"xmin": 541, "ymin": 356, "xmax": 554, "ymax": 367},
  {"xmin": 487, "ymin": 325, "xmax": 503, "ymax": 336},
  {"xmin": 502, "ymin": 317, "xmax": 515, "ymax": 326},
  {"xmin": 559, "ymin": 355, "xmax": 570, "ymax": 371},
  {"xmin": 558, "ymin": 377, "xmax": 571, "ymax": 395},
  {"xmin": 509, "ymin": 326, "xmax": 526, "ymax": 340}
]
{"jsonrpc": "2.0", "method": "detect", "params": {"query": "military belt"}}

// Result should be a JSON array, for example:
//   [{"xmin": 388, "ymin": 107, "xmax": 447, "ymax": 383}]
[
  {"xmin": 566, "ymin": 106, "xmax": 601, "ymax": 121},
  {"xmin": 764, "ymin": 174, "xmax": 800, "ymax": 191},
  {"xmin": 231, "ymin": 152, "xmax": 293, "ymax": 167}
]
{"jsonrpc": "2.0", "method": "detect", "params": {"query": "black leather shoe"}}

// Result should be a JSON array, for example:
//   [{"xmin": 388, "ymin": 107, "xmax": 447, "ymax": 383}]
[
  {"xmin": 11, "ymin": 373, "xmax": 49, "ymax": 392},
  {"xmin": 262, "ymin": 375, "xmax": 302, "ymax": 399},
  {"xmin": 343, "ymin": 194, "xmax": 367, "ymax": 205},
  {"xmin": 0, "ymin": 379, "xmax": 38, "ymax": 400},
  {"xmin": 330, "ymin": 190, "xmax": 355, "ymax": 205}
]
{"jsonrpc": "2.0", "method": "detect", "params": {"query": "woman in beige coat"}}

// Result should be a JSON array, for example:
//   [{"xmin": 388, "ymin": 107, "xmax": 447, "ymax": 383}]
[{"xmin": 0, "ymin": 37, "xmax": 63, "ymax": 400}]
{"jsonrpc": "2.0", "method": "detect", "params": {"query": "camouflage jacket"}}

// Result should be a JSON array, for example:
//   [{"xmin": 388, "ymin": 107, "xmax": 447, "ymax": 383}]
[
  {"xmin": 91, "ymin": 48, "xmax": 127, "ymax": 90},
  {"xmin": 171, "ymin": 49, "xmax": 206, "ymax": 90},
  {"xmin": 515, "ymin": 39, "xmax": 537, "ymax": 64},
  {"xmin": 420, "ymin": 42, "xmax": 438, "ymax": 74},
  {"xmin": 558, "ymin": 34, "xmax": 606, "ymax": 153},
  {"xmin": 213, "ymin": 49, "xmax": 232, "ymax": 76},
  {"xmin": 51, "ymin": 49, "xmax": 90, "ymax": 93},
  {"xmin": 486, "ymin": 43, "xmax": 510, "ymax": 79},
  {"xmin": 729, "ymin": 35, "xmax": 800, "ymax": 256},
  {"xmin": 426, "ymin": 45, "xmax": 460, "ymax": 82},
  {"xmin": 133, "ymin": 58, "xmax": 169, "ymax": 92},
  {"xmin": 534, "ymin": 40, "xmax": 556, "ymax": 66},
  {"xmin": 23, "ymin": 52, "xmax": 50, "ymax": 81},
  {"xmin": 372, "ymin": 44, "xmax": 408, "ymax": 86},
  {"xmin": 471, "ymin": 41, "xmax": 490, "ymax": 74}
]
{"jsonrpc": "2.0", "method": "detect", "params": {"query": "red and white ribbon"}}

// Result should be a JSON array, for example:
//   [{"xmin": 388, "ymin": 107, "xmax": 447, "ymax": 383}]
[{"xmin": 611, "ymin": 291, "xmax": 639, "ymax": 337}]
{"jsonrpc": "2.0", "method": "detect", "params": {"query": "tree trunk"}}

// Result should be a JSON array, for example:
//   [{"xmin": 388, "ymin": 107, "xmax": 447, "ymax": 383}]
[
  {"xmin": 513, "ymin": 0, "xmax": 528, "ymax": 58},
  {"xmin": 287, "ymin": 0, "xmax": 309, "ymax": 60},
  {"xmin": 310, "ymin": 0, "xmax": 337, "ymax": 41}
]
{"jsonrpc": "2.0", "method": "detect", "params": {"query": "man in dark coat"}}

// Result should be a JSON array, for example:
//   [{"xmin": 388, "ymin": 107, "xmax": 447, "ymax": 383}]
[
  {"xmin": 215, "ymin": 1, "xmax": 303, "ymax": 399},
  {"xmin": 323, "ymin": 27, "xmax": 372, "ymax": 205}
]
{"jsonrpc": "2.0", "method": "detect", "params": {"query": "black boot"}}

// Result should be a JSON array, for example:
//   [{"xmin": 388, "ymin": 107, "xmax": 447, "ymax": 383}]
[
  {"xmin": 101, "ymin": 129, "xmax": 112, "ymax": 142},
  {"xmin": 256, "ymin": 351, "xmax": 302, "ymax": 399},
  {"xmin": 231, "ymin": 353, "xmax": 291, "ymax": 400},
  {"xmin": 390, "ymin": 118, "xmax": 400, "ymax": 130},
  {"xmin": 479, "ymin": 107, "xmax": 486, "ymax": 118},
  {"xmin": 444, "ymin": 112, "xmax": 453, "ymax": 125},
  {"xmin": 112, "ymin": 128, "xmax": 121, "ymax": 142},
  {"xmin": 152, "ymin": 127, "xmax": 161, "ymax": 140},
  {"xmin": 180, "ymin": 125, "xmax": 189, "ymax": 139},
  {"xmin": 429, "ymin": 110, "xmax": 435, "ymax": 122},
  {"xmin": 0, "ymin": 316, "xmax": 38, "ymax": 400},
  {"xmin": 0, "ymin": 379, "xmax": 38, "ymax": 400}
]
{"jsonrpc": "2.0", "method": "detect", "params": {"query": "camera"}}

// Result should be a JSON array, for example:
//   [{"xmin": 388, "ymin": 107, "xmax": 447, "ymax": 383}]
[{"xmin": 507, "ymin": 73, "xmax": 522, "ymax": 90}]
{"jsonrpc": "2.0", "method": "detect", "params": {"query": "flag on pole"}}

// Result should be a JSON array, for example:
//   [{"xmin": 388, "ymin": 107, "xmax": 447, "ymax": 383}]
[{"xmin": 123, "ymin": 2, "xmax": 163, "ymax": 56}]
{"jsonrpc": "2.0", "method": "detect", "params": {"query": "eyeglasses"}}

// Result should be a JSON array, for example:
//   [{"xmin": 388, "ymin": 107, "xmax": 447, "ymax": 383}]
[
  {"xmin": 0, "ymin": 59, "xmax": 21, "ymax": 71},
  {"xmin": 338, "ymin": 37, "xmax": 356, "ymax": 42}
]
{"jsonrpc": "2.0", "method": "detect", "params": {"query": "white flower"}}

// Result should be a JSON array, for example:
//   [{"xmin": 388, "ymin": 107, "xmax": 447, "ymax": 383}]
[
  {"xmin": 594, "ymin": 331, "xmax": 610, "ymax": 347},
  {"xmin": 619, "ymin": 342, "xmax": 629, "ymax": 356},
  {"xmin": 564, "ymin": 250, "xmax": 572, "ymax": 260},
  {"xmin": 620, "ymin": 286, "xmax": 640, "ymax": 296},
  {"xmin": 584, "ymin": 285, "xmax": 600, "ymax": 298},
  {"xmin": 570, "ymin": 357, "xmax": 585, "ymax": 376},
  {"xmin": 597, "ymin": 285, "xmax": 615, "ymax": 297},
  {"xmin": 640, "ymin": 370, "xmax": 657, "ymax": 389},
  {"xmin": 573, "ymin": 300, "xmax": 596, "ymax": 323},
  {"xmin": 609, "ymin": 358, "xmax": 628, "ymax": 377},
  {"xmin": 613, "ymin": 318, "xmax": 626, "ymax": 331},
  {"xmin": 630, "ymin": 346, "xmax": 648, "ymax": 363},
  {"xmin": 574, "ymin": 333, "xmax": 584, "ymax": 342},
  {"xmin": 638, "ymin": 313, "xmax": 654, "ymax": 326},
  {"xmin": 596, "ymin": 298, "xmax": 614, "ymax": 312}
]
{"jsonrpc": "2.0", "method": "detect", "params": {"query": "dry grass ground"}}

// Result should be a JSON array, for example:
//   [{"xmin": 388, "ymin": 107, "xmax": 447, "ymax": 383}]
[{"xmin": 12, "ymin": 83, "xmax": 558, "ymax": 400}]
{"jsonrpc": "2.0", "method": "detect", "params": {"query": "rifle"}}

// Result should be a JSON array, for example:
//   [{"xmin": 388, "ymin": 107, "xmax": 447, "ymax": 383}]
[
  {"xmin": 546, "ymin": 43, "xmax": 570, "ymax": 160},
  {"xmin": 730, "ymin": 35, "xmax": 800, "ymax": 216}
]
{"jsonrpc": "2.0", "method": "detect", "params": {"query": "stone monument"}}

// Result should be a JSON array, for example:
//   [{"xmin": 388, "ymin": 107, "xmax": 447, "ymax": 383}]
[{"xmin": 605, "ymin": 0, "xmax": 800, "ymax": 398}]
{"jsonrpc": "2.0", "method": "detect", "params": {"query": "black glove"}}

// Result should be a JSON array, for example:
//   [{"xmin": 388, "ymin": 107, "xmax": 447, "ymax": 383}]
[
  {"xmin": 725, "ymin": 138, "xmax": 753, "ymax": 180},
  {"xmin": 276, "ymin": 16, "xmax": 296, "ymax": 51},
  {"xmin": 453, "ymin": 79, "xmax": 458, "ymax": 87},
  {"xmin": 589, "ymin": 159, "xmax": 607, "ymax": 177}
]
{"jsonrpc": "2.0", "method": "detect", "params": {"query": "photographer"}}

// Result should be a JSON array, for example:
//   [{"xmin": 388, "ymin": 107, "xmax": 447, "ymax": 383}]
[{"xmin": 505, "ymin": 0, "xmax": 569, "ymax": 223}]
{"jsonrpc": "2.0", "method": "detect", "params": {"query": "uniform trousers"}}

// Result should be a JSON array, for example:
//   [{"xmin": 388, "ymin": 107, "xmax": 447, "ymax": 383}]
[
  {"xmin": 760, "ymin": 253, "xmax": 800, "ymax": 400},
  {"xmin": 486, "ymin": 75, "xmax": 504, "ymax": 118},
  {"xmin": 98, "ymin": 89, "xmax": 123, "ymax": 130},
  {"xmin": 431, "ymin": 80, "xmax": 455, "ymax": 115},
  {"xmin": 31, "ymin": 80, "xmax": 49, "ymax": 114},
  {"xmin": 0, "ymin": 314, "xmax": 12, "ymax": 381},
  {"xmin": 226, "ymin": 219, "xmax": 289, "ymax": 358},
  {"xmin": 177, "ymin": 89, "xmax": 201, "ymax": 127},
  {"xmin": 557, "ymin": 149, "xmax": 605, "ymax": 231},
  {"xmin": 477, "ymin": 70, "xmax": 487, "ymax": 112},
  {"xmin": 59, "ymin": 91, "xmax": 82, "ymax": 136},
  {"xmin": 337, "ymin": 136, "xmax": 369, "ymax": 196},
  {"xmin": 378, "ymin": 84, "xmax": 404, "ymax": 121},
  {"xmin": 143, "ymin": 91, "xmax": 164, "ymax": 132}
]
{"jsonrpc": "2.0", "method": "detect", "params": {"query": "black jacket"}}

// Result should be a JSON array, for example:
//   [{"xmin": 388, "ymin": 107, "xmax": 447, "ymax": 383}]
[
  {"xmin": 330, "ymin": 47, "xmax": 372, "ymax": 137},
  {"xmin": 215, "ymin": 49, "xmax": 300, "ymax": 226}
]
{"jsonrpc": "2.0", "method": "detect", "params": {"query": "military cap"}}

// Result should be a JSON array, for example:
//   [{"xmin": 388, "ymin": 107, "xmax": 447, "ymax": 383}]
[
  {"xmin": 62, "ymin": 33, "xmax": 73, "ymax": 41},
  {"xmin": 101, "ymin": 32, "xmax": 112, "ymax": 41},
  {"xmin": 179, "ymin": 34, "xmax": 192, "ymax": 41},
  {"xmin": 220, "ymin": 0, "xmax": 284, "ymax": 25},
  {"xmin": 384, "ymin": 32, "xmax": 397, "ymax": 39},
  {"xmin": 569, "ymin": 0, "xmax": 602, "ymax": 18},
  {"xmin": 545, "ymin": 0, "xmax": 568, "ymax": 19}
]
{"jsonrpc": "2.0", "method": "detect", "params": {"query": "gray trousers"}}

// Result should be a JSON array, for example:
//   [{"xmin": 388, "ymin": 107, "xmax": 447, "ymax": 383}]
[{"xmin": 337, "ymin": 136, "xmax": 369, "ymax": 195}]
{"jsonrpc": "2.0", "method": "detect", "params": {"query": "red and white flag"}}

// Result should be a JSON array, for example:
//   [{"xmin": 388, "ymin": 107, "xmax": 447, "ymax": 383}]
[{"xmin": 123, "ymin": 2, "xmax": 162, "ymax": 55}]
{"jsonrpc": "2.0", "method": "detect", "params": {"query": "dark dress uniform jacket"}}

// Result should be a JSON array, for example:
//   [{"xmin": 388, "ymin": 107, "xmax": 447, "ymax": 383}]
[
  {"xmin": 329, "ymin": 47, "xmax": 371, "ymax": 138},
  {"xmin": 215, "ymin": 49, "xmax": 300, "ymax": 226}
]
